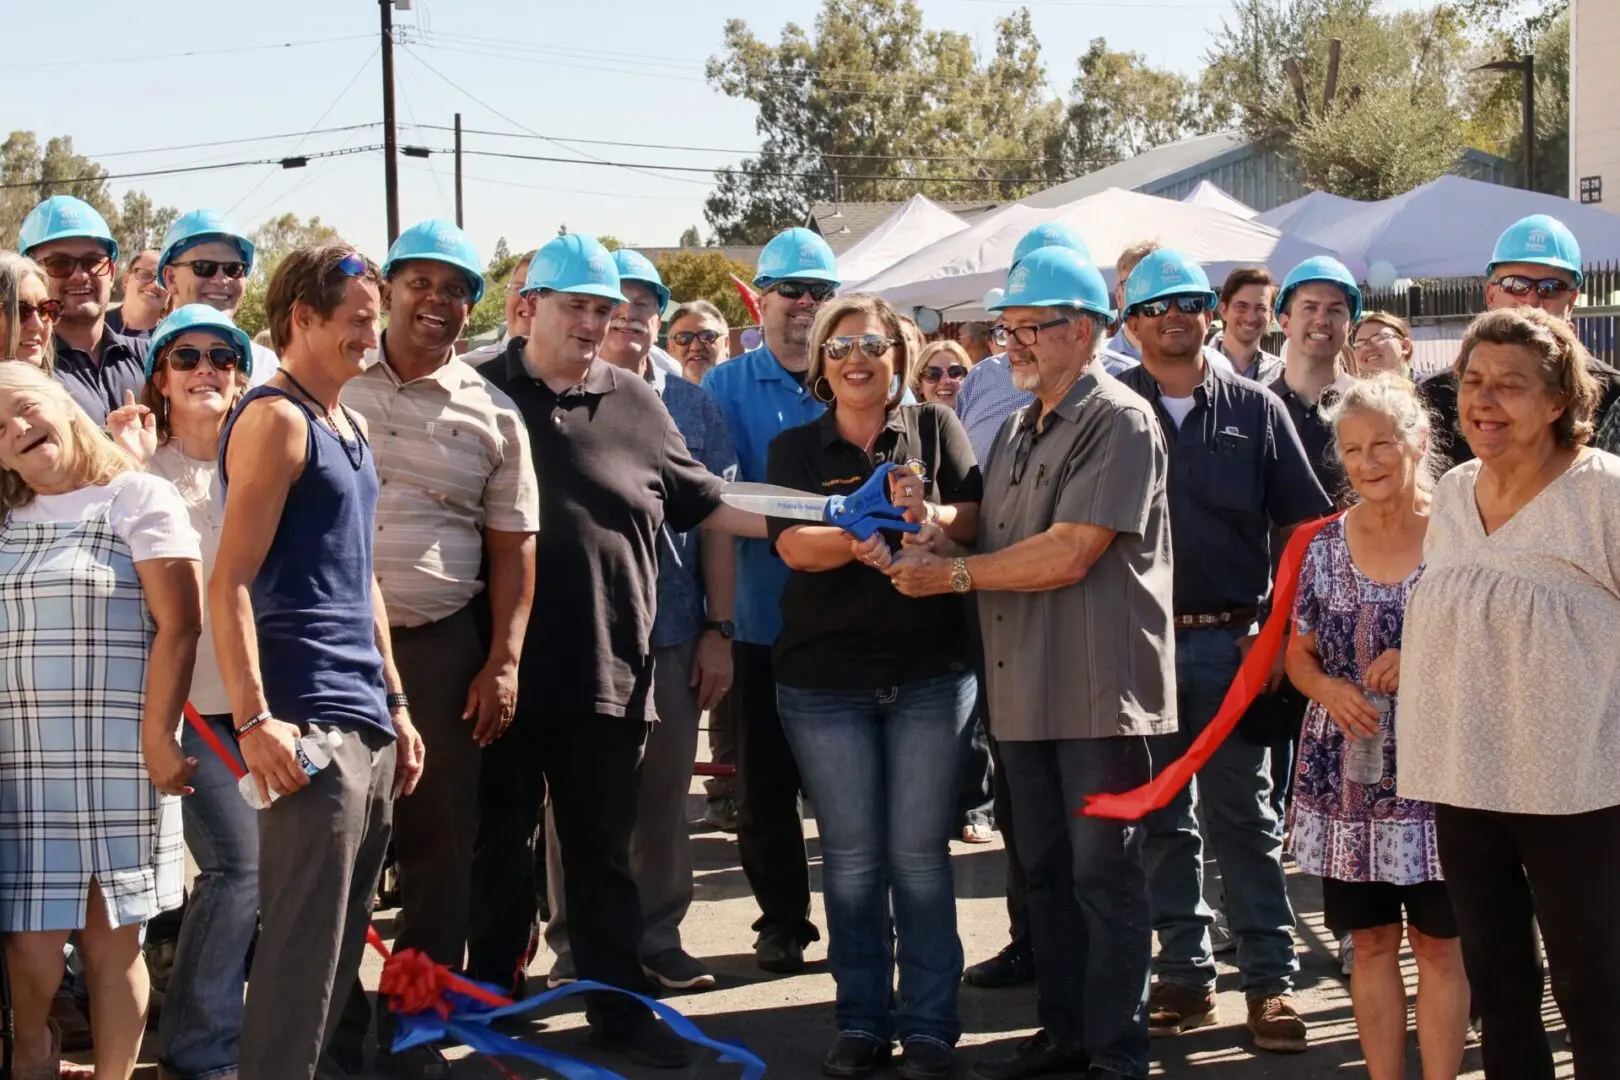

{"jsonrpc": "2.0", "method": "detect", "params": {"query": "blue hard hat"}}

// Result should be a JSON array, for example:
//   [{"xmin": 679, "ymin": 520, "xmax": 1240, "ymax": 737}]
[
  {"xmin": 523, "ymin": 234, "xmax": 627, "ymax": 303},
  {"xmin": 1275, "ymin": 255, "xmax": 1363, "ymax": 321},
  {"xmin": 1488, "ymin": 214, "xmax": 1583, "ymax": 288},
  {"xmin": 1011, "ymin": 222, "xmax": 1092, "ymax": 268},
  {"xmin": 989, "ymin": 246, "xmax": 1113, "ymax": 321},
  {"xmin": 753, "ymin": 227, "xmax": 840, "ymax": 288},
  {"xmin": 611, "ymin": 249, "xmax": 671, "ymax": 313},
  {"xmin": 382, "ymin": 219, "xmax": 485, "ymax": 303},
  {"xmin": 18, "ymin": 195, "xmax": 119, "ymax": 264},
  {"xmin": 157, "ymin": 209, "xmax": 255, "ymax": 283},
  {"xmin": 145, "ymin": 304, "xmax": 256, "ymax": 379},
  {"xmin": 1124, "ymin": 249, "xmax": 1218, "ymax": 315}
]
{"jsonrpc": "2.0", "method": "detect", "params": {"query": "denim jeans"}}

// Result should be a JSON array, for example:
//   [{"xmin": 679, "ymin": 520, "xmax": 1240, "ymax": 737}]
[
  {"xmin": 998, "ymin": 737, "xmax": 1153, "ymax": 1078},
  {"xmin": 777, "ymin": 671, "xmax": 975, "ymax": 1048},
  {"xmin": 158, "ymin": 713, "xmax": 260, "ymax": 1080},
  {"xmin": 1144, "ymin": 627, "xmax": 1297, "ymax": 998}
]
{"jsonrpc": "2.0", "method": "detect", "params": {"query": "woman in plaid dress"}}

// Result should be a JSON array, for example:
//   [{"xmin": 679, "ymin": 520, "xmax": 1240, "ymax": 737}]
[{"xmin": 0, "ymin": 363, "xmax": 203, "ymax": 1079}]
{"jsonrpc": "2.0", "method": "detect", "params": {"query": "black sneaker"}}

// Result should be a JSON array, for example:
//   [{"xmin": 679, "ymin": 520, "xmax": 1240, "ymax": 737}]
[
  {"xmin": 375, "ymin": 1042, "xmax": 451, "ymax": 1077},
  {"xmin": 755, "ymin": 929, "xmax": 805, "ymax": 974},
  {"xmin": 898, "ymin": 1037, "xmax": 954, "ymax": 1080},
  {"xmin": 823, "ymin": 1033, "xmax": 892, "ymax": 1078},
  {"xmin": 591, "ymin": 1012, "xmax": 696, "ymax": 1069},
  {"xmin": 963, "ymin": 941, "xmax": 1035, "ymax": 989},
  {"xmin": 969, "ymin": 1030, "xmax": 1089, "ymax": 1080}
]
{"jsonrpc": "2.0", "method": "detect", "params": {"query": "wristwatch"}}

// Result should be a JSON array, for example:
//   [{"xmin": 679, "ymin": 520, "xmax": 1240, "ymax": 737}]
[
  {"xmin": 703, "ymin": 619, "xmax": 736, "ymax": 639},
  {"xmin": 950, "ymin": 558, "xmax": 973, "ymax": 595}
]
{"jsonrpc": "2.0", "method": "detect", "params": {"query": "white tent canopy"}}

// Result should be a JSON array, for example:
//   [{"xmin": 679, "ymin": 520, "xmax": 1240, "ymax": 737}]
[
  {"xmin": 834, "ymin": 195, "xmax": 970, "ymax": 286},
  {"xmin": 1263, "ymin": 175, "xmax": 1620, "ymax": 280},
  {"xmin": 846, "ymin": 187, "xmax": 1345, "ymax": 322},
  {"xmin": 1181, "ymin": 180, "xmax": 1257, "ymax": 219},
  {"xmin": 1254, "ymin": 190, "xmax": 1367, "ymax": 237}
]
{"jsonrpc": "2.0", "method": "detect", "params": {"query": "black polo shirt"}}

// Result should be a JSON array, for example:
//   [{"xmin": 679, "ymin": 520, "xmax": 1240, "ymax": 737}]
[
  {"xmin": 52, "ymin": 326, "xmax": 148, "ymax": 425},
  {"xmin": 1421, "ymin": 355, "xmax": 1620, "ymax": 471},
  {"xmin": 1268, "ymin": 373, "xmax": 1348, "ymax": 505},
  {"xmin": 1116, "ymin": 361, "xmax": 1330, "ymax": 616},
  {"xmin": 478, "ymin": 341, "xmax": 725, "ymax": 720},
  {"xmin": 766, "ymin": 402, "xmax": 981, "ymax": 691}
]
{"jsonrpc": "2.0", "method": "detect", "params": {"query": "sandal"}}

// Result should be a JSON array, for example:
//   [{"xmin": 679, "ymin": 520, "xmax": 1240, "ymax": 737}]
[{"xmin": 961, "ymin": 822, "xmax": 994, "ymax": 844}]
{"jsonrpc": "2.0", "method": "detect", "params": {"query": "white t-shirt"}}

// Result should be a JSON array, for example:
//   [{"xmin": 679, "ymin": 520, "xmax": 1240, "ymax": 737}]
[
  {"xmin": 248, "ymin": 342, "xmax": 279, "ymax": 388},
  {"xmin": 148, "ymin": 444, "xmax": 230, "ymax": 713},
  {"xmin": 1160, "ymin": 394, "xmax": 1197, "ymax": 428},
  {"xmin": 10, "ymin": 471, "xmax": 202, "ymax": 563}
]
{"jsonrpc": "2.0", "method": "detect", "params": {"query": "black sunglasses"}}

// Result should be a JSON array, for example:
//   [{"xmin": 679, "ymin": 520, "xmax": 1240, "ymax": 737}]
[
  {"xmin": 770, "ymin": 280, "xmax": 836, "ymax": 303},
  {"xmin": 166, "ymin": 345, "xmax": 241, "ymax": 372},
  {"xmin": 1130, "ymin": 295, "xmax": 1211, "ymax": 318},
  {"xmin": 990, "ymin": 316, "xmax": 1069, "ymax": 349},
  {"xmin": 38, "ymin": 252, "xmax": 113, "ymax": 280},
  {"xmin": 920, "ymin": 363, "xmax": 969, "ymax": 383},
  {"xmin": 1490, "ymin": 274, "xmax": 1574, "ymax": 300},
  {"xmin": 672, "ymin": 329, "xmax": 722, "ymax": 347},
  {"xmin": 822, "ymin": 334, "xmax": 895, "ymax": 360},
  {"xmin": 1010, "ymin": 419, "xmax": 1043, "ymax": 485},
  {"xmin": 172, "ymin": 259, "xmax": 248, "ymax": 280},
  {"xmin": 16, "ymin": 299, "xmax": 63, "ymax": 322}
]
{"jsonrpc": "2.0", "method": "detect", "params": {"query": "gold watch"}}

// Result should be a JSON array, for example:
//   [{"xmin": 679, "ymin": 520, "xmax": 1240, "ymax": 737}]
[{"xmin": 950, "ymin": 557, "xmax": 973, "ymax": 594}]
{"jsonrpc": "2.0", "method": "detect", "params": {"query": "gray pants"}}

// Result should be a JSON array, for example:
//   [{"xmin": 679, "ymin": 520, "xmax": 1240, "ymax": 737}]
[
  {"xmin": 239, "ymin": 727, "xmax": 396, "ymax": 1080},
  {"xmin": 547, "ymin": 639, "xmax": 700, "ymax": 967}
]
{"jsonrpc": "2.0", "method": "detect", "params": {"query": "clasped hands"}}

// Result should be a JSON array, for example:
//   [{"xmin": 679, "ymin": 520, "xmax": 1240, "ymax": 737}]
[{"xmin": 851, "ymin": 521, "xmax": 960, "ymax": 597}]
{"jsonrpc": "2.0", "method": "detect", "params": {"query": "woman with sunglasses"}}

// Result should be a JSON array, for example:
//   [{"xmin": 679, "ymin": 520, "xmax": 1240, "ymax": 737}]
[
  {"xmin": 914, "ymin": 340, "xmax": 973, "ymax": 412},
  {"xmin": 767, "ymin": 294, "xmax": 981, "ymax": 1080},
  {"xmin": 157, "ymin": 210, "xmax": 278, "ymax": 387},
  {"xmin": 0, "ymin": 252, "xmax": 59, "ymax": 370},
  {"xmin": 1350, "ymin": 313, "xmax": 1413, "ymax": 379}
]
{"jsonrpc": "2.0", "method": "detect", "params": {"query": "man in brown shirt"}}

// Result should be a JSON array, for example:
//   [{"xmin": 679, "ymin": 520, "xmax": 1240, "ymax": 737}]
[{"xmin": 890, "ymin": 248, "xmax": 1174, "ymax": 1080}]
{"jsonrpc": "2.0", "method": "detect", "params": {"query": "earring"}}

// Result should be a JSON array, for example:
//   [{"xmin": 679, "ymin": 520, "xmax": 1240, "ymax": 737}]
[{"xmin": 813, "ymin": 376, "xmax": 834, "ymax": 403}]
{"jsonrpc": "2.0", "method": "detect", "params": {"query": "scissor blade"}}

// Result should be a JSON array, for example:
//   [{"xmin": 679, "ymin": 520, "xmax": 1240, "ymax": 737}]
[{"xmin": 720, "ymin": 483, "xmax": 829, "ymax": 521}]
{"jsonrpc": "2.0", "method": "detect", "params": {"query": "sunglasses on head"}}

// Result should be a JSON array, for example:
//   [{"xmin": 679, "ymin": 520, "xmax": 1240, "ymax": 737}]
[
  {"xmin": 920, "ymin": 363, "xmax": 968, "ymax": 383},
  {"xmin": 166, "ymin": 345, "xmax": 241, "ymax": 372},
  {"xmin": 15, "ymin": 299, "xmax": 63, "ymax": 323},
  {"xmin": 672, "ymin": 329, "xmax": 721, "ymax": 347},
  {"xmin": 38, "ymin": 252, "xmax": 113, "ymax": 280},
  {"xmin": 1131, "ymin": 295, "xmax": 1211, "ymax": 318},
  {"xmin": 770, "ymin": 280, "xmax": 836, "ymax": 303},
  {"xmin": 821, "ymin": 334, "xmax": 895, "ymax": 360},
  {"xmin": 1490, "ymin": 274, "xmax": 1574, "ymax": 300},
  {"xmin": 172, "ymin": 259, "xmax": 248, "ymax": 280}
]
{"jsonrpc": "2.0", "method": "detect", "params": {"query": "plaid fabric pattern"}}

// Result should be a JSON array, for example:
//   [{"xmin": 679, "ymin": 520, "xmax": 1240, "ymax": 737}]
[{"xmin": 0, "ymin": 513, "xmax": 184, "ymax": 931}]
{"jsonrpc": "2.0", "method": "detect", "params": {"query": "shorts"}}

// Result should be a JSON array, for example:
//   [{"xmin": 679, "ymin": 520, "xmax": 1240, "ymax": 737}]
[{"xmin": 1321, "ymin": 878, "xmax": 1458, "ymax": 939}]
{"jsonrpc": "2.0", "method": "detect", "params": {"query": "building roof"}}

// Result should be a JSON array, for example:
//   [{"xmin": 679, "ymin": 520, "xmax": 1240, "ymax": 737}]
[
  {"xmin": 809, "ymin": 200, "xmax": 999, "ymax": 252},
  {"xmin": 1020, "ymin": 131, "xmax": 1255, "ymax": 210}
]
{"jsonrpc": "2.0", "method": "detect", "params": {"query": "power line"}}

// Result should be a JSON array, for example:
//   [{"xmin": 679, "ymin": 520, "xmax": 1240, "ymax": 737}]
[
  {"xmin": 0, "ymin": 146, "xmax": 384, "ymax": 190},
  {"xmin": 87, "ymin": 124, "xmax": 383, "ymax": 160},
  {"xmin": 11, "ymin": 33, "xmax": 373, "ymax": 69}
]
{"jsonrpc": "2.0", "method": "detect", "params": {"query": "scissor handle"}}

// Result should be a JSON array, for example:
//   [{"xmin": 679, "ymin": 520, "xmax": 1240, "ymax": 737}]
[{"xmin": 825, "ymin": 463, "xmax": 925, "ymax": 541}]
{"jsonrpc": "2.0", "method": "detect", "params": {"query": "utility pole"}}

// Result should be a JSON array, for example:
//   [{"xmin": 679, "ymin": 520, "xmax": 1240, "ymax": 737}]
[
  {"xmin": 380, "ymin": 0, "xmax": 401, "ymax": 244},
  {"xmin": 454, "ymin": 112, "xmax": 464, "ymax": 228}
]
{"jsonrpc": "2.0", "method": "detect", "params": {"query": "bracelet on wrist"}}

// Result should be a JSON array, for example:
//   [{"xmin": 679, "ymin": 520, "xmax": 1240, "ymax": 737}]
[
  {"xmin": 386, "ymin": 691, "xmax": 410, "ymax": 714},
  {"xmin": 235, "ymin": 710, "xmax": 273, "ymax": 738}
]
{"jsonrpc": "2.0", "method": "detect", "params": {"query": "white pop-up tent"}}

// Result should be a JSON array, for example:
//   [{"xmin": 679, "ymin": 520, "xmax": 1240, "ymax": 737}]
[
  {"xmin": 846, "ymin": 187, "xmax": 1346, "ymax": 322},
  {"xmin": 1254, "ymin": 190, "xmax": 1367, "ymax": 237},
  {"xmin": 834, "ymin": 195, "xmax": 970, "ymax": 285},
  {"xmin": 1181, "ymin": 180, "xmax": 1257, "ymax": 219}
]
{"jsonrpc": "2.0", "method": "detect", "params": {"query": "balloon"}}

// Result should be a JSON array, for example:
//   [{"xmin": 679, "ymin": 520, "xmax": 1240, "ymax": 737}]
[
  {"xmin": 740, "ymin": 327, "xmax": 762, "ymax": 351},
  {"xmin": 1367, "ymin": 260, "xmax": 1398, "ymax": 290},
  {"xmin": 981, "ymin": 287, "xmax": 1004, "ymax": 311},
  {"xmin": 914, "ymin": 308, "xmax": 942, "ymax": 334}
]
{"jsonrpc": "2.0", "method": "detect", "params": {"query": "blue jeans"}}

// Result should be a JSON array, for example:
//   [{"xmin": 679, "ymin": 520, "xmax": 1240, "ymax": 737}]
[
  {"xmin": 158, "ymin": 713, "xmax": 260, "ymax": 1080},
  {"xmin": 777, "ymin": 672, "xmax": 975, "ymax": 1048},
  {"xmin": 1145, "ymin": 627, "xmax": 1297, "ymax": 998},
  {"xmin": 997, "ymin": 737, "xmax": 1153, "ymax": 1078}
]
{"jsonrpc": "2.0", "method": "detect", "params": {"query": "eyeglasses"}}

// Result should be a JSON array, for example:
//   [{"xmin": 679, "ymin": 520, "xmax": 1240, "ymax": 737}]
[
  {"xmin": 672, "ymin": 329, "xmax": 721, "ymax": 347},
  {"xmin": 990, "ymin": 316, "xmax": 1069, "ymax": 349},
  {"xmin": 128, "ymin": 268, "xmax": 159, "ymax": 285},
  {"xmin": 166, "ymin": 345, "xmax": 241, "ymax": 372},
  {"xmin": 920, "ymin": 363, "xmax": 968, "ymax": 383},
  {"xmin": 1130, "ymin": 295, "xmax": 1212, "ymax": 318},
  {"xmin": 15, "ymin": 299, "xmax": 63, "ymax": 323},
  {"xmin": 172, "ymin": 259, "xmax": 248, "ymax": 280},
  {"xmin": 38, "ymin": 252, "xmax": 113, "ymax": 280},
  {"xmin": 769, "ymin": 280, "xmax": 836, "ymax": 303},
  {"xmin": 1353, "ymin": 330, "xmax": 1404, "ymax": 351},
  {"xmin": 821, "ymin": 334, "xmax": 894, "ymax": 360},
  {"xmin": 1490, "ymin": 275, "xmax": 1574, "ymax": 300}
]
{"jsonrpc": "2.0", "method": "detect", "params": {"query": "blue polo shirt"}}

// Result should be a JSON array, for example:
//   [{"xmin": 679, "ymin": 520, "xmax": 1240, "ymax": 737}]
[{"xmin": 701, "ymin": 344, "xmax": 825, "ymax": 645}]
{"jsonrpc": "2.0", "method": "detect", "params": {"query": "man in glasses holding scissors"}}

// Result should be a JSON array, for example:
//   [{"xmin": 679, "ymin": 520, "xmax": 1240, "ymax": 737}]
[
  {"xmin": 158, "ymin": 209, "xmax": 279, "ymax": 386},
  {"xmin": 17, "ymin": 195, "xmax": 148, "ymax": 423}
]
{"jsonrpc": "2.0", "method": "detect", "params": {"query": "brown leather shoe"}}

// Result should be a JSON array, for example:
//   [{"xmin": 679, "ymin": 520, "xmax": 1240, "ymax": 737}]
[
  {"xmin": 1247, "ymin": 995, "xmax": 1308, "ymax": 1053},
  {"xmin": 1147, "ymin": 982, "xmax": 1217, "ymax": 1036}
]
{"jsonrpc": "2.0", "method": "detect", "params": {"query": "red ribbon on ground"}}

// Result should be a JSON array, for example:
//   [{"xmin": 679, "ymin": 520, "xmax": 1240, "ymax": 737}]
[
  {"xmin": 729, "ymin": 273, "xmax": 762, "ymax": 325},
  {"xmin": 1081, "ymin": 512, "xmax": 1342, "ymax": 821}
]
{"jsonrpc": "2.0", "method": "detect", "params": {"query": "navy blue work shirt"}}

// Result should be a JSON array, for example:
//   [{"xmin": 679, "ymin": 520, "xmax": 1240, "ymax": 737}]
[
  {"xmin": 52, "ymin": 327, "xmax": 148, "ymax": 425},
  {"xmin": 1115, "ymin": 361, "xmax": 1331, "ymax": 615}
]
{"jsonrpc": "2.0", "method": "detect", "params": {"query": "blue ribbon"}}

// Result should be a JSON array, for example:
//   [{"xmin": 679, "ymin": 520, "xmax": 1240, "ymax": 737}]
[{"xmin": 389, "ymin": 977, "xmax": 766, "ymax": 1080}]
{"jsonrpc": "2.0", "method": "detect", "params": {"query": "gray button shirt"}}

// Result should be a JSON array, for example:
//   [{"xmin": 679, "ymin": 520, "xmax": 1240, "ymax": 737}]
[{"xmin": 977, "ymin": 365, "xmax": 1177, "ymax": 741}]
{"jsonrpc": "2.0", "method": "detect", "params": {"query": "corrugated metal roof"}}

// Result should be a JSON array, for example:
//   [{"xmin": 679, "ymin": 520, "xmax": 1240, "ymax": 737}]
[{"xmin": 1019, "ymin": 131, "xmax": 1255, "ymax": 210}]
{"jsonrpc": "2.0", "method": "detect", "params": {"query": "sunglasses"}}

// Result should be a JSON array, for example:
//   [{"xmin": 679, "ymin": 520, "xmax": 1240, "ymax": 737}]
[
  {"xmin": 38, "ymin": 252, "xmax": 113, "ymax": 280},
  {"xmin": 1490, "ymin": 275, "xmax": 1574, "ymax": 300},
  {"xmin": 920, "ymin": 363, "xmax": 968, "ymax": 383},
  {"xmin": 990, "ymin": 316, "xmax": 1069, "ymax": 349},
  {"xmin": 15, "ymin": 299, "xmax": 63, "ymax": 323},
  {"xmin": 1130, "ymin": 295, "xmax": 1211, "ymax": 318},
  {"xmin": 672, "ymin": 329, "xmax": 722, "ymax": 347},
  {"xmin": 822, "ymin": 334, "xmax": 895, "ymax": 360},
  {"xmin": 172, "ymin": 259, "xmax": 248, "ymax": 280},
  {"xmin": 769, "ymin": 280, "xmax": 836, "ymax": 303},
  {"xmin": 166, "ymin": 345, "xmax": 241, "ymax": 372}
]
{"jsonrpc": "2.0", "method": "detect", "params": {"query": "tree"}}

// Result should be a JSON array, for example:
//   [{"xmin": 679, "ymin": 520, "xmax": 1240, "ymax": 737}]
[
  {"xmin": 115, "ymin": 190, "xmax": 179, "ymax": 257},
  {"xmin": 1049, "ymin": 38, "xmax": 1224, "ymax": 176},
  {"xmin": 704, "ymin": 0, "xmax": 1064, "ymax": 243},
  {"xmin": 489, "ymin": 235, "xmax": 512, "ymax": 266},
  {"xmin": 596, "ymin": 236, "xmax": 623, "ymax": 252},
  {"xmin": 655, "ymin": 250, "xmax": 759, "ymax": 328},
  {"xmin": 679, "ymin": 226, "xmax": 703, "ymax": 248},
  {"xmin": 467, "ymin": 242, "xmax": 523, "ymax": 338},
  {"xmin": 1462, "ymin": 3, "xmax": 1570, "ymax": 194},
  {"xmin": 233, "ymin": 213, "xmax": 341, "ymax": 337}
]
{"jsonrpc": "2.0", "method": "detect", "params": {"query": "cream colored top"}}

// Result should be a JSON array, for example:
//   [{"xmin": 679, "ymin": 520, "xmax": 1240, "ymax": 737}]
[
  {"xmin": 1399, "ymin": 451, "xmax": 1620, "ymax": 814},
  {"xmin": 147, "ymin": 442, "xmax": 231, "ymax": 715}
]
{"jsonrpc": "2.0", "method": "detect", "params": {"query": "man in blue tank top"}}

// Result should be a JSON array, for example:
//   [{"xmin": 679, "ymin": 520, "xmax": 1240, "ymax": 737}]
[{"xmin": 210, "ymin": 242, "xmax": 427, "ymax": 1080}]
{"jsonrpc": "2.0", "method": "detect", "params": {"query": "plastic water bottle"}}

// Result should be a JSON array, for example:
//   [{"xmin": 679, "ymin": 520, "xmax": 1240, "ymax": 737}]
[
  {"xmin": 238, "ymin": 728, "xmax": 344, "ymax": 809},
  {"xmin": 1345, "ymin": 690, "xmax": 1390, "ymax": 786}
]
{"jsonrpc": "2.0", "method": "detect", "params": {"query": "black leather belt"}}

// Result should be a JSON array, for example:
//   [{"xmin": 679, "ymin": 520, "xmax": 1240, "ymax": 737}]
[{"xmin": 1173, "ymin": 607, "xmax": 1259, "ymax": 630}]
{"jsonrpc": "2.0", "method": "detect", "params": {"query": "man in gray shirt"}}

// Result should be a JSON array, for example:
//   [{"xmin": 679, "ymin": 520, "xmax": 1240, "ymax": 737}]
[{"xmin": 891, "ymin": 247, "xmax": 1174, "ymax": 1080}]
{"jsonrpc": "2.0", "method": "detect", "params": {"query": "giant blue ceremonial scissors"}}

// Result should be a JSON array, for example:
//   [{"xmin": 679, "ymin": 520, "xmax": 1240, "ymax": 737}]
[{"xmin": 720, "ymin": 461, "xmax": 923, "ymax": 542}]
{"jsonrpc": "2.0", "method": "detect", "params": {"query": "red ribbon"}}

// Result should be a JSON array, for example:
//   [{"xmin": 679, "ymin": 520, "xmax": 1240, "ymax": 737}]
[
  {"xmin": 366, "ymin": 927, "xmax": 512, "ymax": 1014},
  {"xmin": 1081, "ymin": 512, "xmax": 1341, "ymax": 820},
  {"xmin": 729, "ymin": 273, "xmax": 762, "ymax": 325},
  {"xmin": 183, "ymin": 702, "xmax": 246, "ymax": 781}
]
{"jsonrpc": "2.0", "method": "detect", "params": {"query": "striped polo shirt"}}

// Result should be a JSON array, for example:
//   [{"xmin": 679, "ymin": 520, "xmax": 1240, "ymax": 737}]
[{"xmin": 344, "ymin": 343, "xmax": 541, "ymax": 627}]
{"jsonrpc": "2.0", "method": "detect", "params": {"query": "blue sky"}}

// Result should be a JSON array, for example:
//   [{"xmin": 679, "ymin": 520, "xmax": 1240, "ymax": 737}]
[{"xmin": 9, "ymin": 0, "xmax": 1412, "ymax": 264}]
